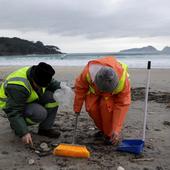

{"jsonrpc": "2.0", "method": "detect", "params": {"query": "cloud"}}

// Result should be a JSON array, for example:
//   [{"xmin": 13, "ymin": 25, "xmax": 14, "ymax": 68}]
[{"xmin": 0, "ymin": 0, "xmax": 170, "ymax": 39}]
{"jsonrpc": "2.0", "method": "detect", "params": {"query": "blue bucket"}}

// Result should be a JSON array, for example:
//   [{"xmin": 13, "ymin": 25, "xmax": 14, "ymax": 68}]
[{"xmin": 117, "ymin": 139, "xmax": 144, "ymax": 154}]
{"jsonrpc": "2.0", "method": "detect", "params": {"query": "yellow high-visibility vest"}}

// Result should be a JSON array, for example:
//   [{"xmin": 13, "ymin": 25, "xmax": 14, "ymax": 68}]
[
  {"xmin": 0, "ymin": 67, "xmax": 46, "ymax": 108},
  {"xmin": 86, "ymin": 62, "xmax": 129, "ymax": 95}
]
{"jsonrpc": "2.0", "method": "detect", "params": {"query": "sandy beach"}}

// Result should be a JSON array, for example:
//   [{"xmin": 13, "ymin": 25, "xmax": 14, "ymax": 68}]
[{"xmin": 0, "ymin": 66, "xmax": 170, "ymax": 170}]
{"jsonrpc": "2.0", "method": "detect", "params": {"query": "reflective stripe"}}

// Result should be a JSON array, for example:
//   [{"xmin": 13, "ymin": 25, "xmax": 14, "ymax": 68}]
[
  {"xmin": 45, "ymin": 102, "xmax": 59, "ymax": 109},
  {"xmin": 0, "ymin": 97, "xmax": 7, "ymax": 102},
  {"xmin": 0, "ymin": 97, "xmax": 7, "ymax": 108},
  {"xmin": 86, "ymin": 62, "xmax": 128, "ymax": 95},
  {"xmin": 25, "ymin": 117, "xmax": 36, "ymax": 125},
  {"xmin": 86, "ymin": 73, "xmax": 91, "ymax": 83},
  {"xmin": 6, "ymin": 77, "xmax": 31, "ymax": 93},
  {"xmin": 112, "ymin": 62, "xmax": 128, "ymax": 94},
  {"xmin": 86, "ymin": 73, "xmax": 95, "ymax": 94},
  {"xmin": 88, "ymin": 85, "xmax": 95, "ymax": 94}
]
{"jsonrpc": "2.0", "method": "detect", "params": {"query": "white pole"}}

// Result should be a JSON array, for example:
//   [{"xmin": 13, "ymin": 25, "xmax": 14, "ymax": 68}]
[{"xmin": 142, "ymin": 61, "xmax": 151, "ymax": 141}]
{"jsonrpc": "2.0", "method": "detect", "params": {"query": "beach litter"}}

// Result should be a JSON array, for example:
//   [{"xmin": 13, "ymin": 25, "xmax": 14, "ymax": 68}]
[
  {"xmin": 28, "ymin": 159, "xmax": 35, "ymax": 165},
  {"xmin": 117, "ymin": 166, "xmax": 125, "ymax": 170},
  {"xmin": 130, "ymin": 157, "xmax": 154, "ymax": 162},
  {"xmin": 53, "ymin": 82, "xmax": 74, "ymax": 112}
]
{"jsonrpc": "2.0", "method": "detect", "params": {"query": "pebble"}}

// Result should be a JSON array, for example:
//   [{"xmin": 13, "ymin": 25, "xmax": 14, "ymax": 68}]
[
  {"xmin": 1, "ymin": 151, "xmax": 9, "ymax": 155},
  {"xmin": 163, "ymin": 121, "xmax": 170, "ymax": 126},
  {"xmin": 117, "ymin": 166, "xmax": 125, "ymax": 170},
  {"xmin": 28, "ymin": 159, "xmax": 35, "ymax": 165},
  {"xmin": 40, "ymin": 142, "xmax": 50, "ymax": 151},
  {"xmin": 89, "ymin": 127, "xmax": 95, "ymax": 130},
  {"xmin": 35, "ymin": 150, "xmax": 41, "ymax": 154},
  {"xmin": 156, "ymin": 166, "xmax": 164, "ymax": 170},
  {"xmin": 143, "ymin": 168, "xmax": 149, "ymax": 170}
]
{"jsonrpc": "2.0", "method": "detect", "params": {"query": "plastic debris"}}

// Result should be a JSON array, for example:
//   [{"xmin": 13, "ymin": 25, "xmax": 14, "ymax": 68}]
[
  {"xmin": 53, "ymin": 82, "xmax": 74, "ymax": 112},
  {"xmin": 39, "ymin": 142, "xmax": 50, "ymax": 152},
  {"xmin": 117, "ymin": 166, "xmax": 125, "ymax": 170},
  {"xmin": 28, "ymin": 159, "xmax": 35, "ymax": 165}
]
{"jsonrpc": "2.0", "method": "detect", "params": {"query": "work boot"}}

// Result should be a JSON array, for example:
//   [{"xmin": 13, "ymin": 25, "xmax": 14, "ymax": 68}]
[
  {"xmin": 94, "ymin": 131, "xmax": 104, "ymax": 138},
  {"xmin": 104, "ymin": 136, "xmax": 112, "ymax": 145},
  {"xmin": 38, "ymin": 129, "xmax": 61, "ymax": 138}
]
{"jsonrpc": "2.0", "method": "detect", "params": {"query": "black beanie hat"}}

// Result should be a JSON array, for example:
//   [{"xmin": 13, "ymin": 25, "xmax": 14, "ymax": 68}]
[{"xmin": 30, "ymin": 62, "xmax": 55, "ymax": 87}]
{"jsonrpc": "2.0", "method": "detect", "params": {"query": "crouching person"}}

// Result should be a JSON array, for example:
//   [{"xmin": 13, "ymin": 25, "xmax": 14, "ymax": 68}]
[
  {"xmin": 74, "ymin": 56, "xmax": 131, "ymax": 145},
  {"xmin": 0, "ymin": 62, "xmax": 61, "ymax": 146}
]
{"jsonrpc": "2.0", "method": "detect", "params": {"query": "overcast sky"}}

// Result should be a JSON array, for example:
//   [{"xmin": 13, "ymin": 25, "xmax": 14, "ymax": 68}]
[{"xmin": 0, "ymin": 0, "xmax": 170, "ymax": 52}]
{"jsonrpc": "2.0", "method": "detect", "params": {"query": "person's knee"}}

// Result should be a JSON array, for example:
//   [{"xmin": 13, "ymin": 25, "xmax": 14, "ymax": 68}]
[
  {"xmin": 36, "ymin": 107, "xmax": 48, "ymax": 122},
  {"xmin": 25, "ymin": 103, "xmax": 47, "ymax": 123}
]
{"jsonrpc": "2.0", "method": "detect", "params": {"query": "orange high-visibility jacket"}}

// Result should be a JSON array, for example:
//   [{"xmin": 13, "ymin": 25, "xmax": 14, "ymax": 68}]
[{"xmin": 74, "ymin": 56, "xmax": 131, "ymax": 137}]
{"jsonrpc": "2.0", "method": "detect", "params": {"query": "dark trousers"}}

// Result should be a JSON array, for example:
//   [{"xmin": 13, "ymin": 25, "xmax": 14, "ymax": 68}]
[{"xmin": 24, "ymin": 91, "xmax": 58, "ymax": 130}]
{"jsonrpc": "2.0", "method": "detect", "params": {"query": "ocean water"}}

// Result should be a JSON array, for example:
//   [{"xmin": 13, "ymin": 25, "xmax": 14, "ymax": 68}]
[{"xmin": 0, "ymin": 53, "xmax": 170, "ymax": 68}]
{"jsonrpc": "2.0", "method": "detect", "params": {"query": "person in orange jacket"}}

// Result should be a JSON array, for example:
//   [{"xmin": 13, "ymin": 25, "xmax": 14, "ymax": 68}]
[{"xmin": 73, "ymin": 56, "xmax": 131, "ymax": 145}]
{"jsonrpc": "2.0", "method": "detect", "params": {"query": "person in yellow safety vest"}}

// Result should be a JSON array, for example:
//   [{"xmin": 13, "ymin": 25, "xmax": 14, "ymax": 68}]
[
  {"xmin": 0, "ymin": 62, "xmax": 62, "ymax": 146},
  {"xmin": 74, "ymin": 56, "xmax": 131, "ymax": 145}
]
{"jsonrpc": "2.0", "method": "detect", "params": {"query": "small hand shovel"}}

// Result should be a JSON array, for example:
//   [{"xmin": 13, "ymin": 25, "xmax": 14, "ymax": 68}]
[{"xmin": 117, "ymin": 61, "xmax": 151, "ymax": 154}]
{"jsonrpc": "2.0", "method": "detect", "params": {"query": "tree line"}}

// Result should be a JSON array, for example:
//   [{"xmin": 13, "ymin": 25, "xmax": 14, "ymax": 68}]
[{"xmin": 0, "ymin": 37, "xmax": 62, "ymax": 56}]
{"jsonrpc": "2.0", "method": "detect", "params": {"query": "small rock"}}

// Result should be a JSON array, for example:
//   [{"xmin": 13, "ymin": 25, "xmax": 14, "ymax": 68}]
[
  {"xmin": 156, "ymin": 166, "xmax": 163, "ymax": 170},
  {"xmin": 166, "ymin": 103, "xmax": 170, "ymax": 108},
  {"xmin": 39, "ymin": 168, "xmax": 44, "ymax": 170},
  {"xmin": 56, "ymin": 160, "xmax": 67, "ymax": 167},
  {"xmin": 35, "ymin": 150, "xmax": 41, "ymax": 154},
  {"xmin": 28, "ymin": 159, "xmax": 35, "ymax": 165},
  {"xmin": 51, "ymin": 143, "xmax": 58, "ymax": 147},
  {"xmin": 146, "ymin": 144, "xmax": 154, "ymax": 149},
  {"xmin": 89, "ymin": 127, "xmax": 95, "ymax": 130},
  {"xmin": 37, "ymin": 151, "xmax": 52, "ymax": 157},
  {"xmin": 1, "ymin": 151, "xmax": 9, "ymax": 155},
  {"xmin": 163, "ymin": 121, "xmax": 170, "ymax": 126},
  {"xmin": 40, "ymin": 142, "xmax": 50, "ymax": 151},
  {"xmin": 146, "ymin": 125, "xmax": 149, "ymax": 130},
  {"xmin": 117, "ymin": 166, "xmax": 125, "ymax": 170},
  {"xmin": 149, "ymin": 138, "xmax": 153, "ymax": 142}
]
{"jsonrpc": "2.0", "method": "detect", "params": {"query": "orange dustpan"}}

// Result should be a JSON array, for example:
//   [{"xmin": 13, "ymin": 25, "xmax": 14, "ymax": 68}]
[{"xmin": 53, "ymin": 114, "xmax": 90, "ymax": 158}]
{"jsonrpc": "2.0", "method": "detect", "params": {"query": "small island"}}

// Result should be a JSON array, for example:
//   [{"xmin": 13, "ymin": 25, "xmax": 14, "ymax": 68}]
[
  {"xmin": 119, "ymin": 45, "xmax": 170, "ymax": 54},
  {"xmin": 0, "ymin": 37, "xmax": 62, "ymax": 56}
]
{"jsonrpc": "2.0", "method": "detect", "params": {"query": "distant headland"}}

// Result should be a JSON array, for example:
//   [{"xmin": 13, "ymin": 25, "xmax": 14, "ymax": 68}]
[
  {"xmin": 0, "ymin": 37, "xmax": 62, "ymax": 56},
  {"xmin": 119, "ymin": 45, "xmax": 170, "ymax": 54}
]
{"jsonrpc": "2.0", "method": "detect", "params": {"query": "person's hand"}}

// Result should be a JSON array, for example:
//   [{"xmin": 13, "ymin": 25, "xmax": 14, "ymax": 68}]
[
  {"xmin": 110, "ymin": 132, "xmax": 120, "ymax": 145},
  {"xmin": 21, "ymin": 133, "xmax": 33, "ymax": 147}
]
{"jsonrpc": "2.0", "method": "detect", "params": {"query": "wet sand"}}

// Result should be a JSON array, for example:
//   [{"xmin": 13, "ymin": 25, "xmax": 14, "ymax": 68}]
[{"xmin": 0, "ymin": 66, "xmax": 170, "ymax": 170}]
